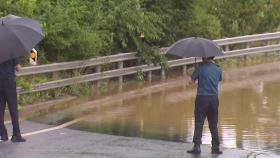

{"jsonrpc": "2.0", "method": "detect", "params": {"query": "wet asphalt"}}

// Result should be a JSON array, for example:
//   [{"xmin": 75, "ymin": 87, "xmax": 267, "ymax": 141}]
[{"xmin": 0, "ymin": 121, "xmax": 278, "ymax": 158}]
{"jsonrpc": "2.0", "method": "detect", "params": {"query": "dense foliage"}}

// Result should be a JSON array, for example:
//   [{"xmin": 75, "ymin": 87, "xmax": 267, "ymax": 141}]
[{"xmin": 1, "ymin": 0, "xmax": 280, "ymax": 62}]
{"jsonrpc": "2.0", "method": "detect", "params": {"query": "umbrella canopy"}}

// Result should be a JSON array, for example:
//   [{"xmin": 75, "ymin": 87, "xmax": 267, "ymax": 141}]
[
  {"xmin": 0, "ymin": 14, "xmax": 43, "ymax": 63},
  {"xmin": 166, "ymin": 37, "xmax": 224, "ymax": 58}
]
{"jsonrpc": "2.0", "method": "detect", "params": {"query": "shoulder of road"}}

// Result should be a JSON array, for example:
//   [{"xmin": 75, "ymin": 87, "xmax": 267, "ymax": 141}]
[{"xmin": 1, "ymin": 121, "xmax": 278, "ymax": 158}]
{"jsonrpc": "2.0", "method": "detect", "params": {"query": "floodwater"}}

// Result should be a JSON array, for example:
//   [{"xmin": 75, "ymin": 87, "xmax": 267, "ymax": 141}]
[{"xmin": 32, "ymin": 62, "xmax": 280, "ymax": 155}]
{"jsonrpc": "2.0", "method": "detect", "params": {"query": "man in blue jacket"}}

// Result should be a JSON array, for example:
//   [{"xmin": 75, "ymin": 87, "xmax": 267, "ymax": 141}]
[
  {"xmin": 0, "ymin": 58, "xmax": 26, "ymax": 142},
  {"xmin": 187, "ymin": 56, "xmax": 222, "ymax": 155}
]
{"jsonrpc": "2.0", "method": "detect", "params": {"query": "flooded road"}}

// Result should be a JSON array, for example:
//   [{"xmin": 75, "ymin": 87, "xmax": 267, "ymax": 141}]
[{"xmin": 31, "ymin": 62, "xmax": 280, "ymax": 155}]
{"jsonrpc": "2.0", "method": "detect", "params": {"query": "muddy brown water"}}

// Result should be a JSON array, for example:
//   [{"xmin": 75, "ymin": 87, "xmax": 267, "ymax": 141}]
[{"xmin": 31, "ymin": 61, "xmax": 280, "ymax": 155}]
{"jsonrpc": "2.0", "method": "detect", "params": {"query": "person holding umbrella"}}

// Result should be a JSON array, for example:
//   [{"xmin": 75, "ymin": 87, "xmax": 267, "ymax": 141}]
[
  {"xmin": 188, "ymin": 56, "xmax": 222, "ymax": 155},
  {"xmin": 0, "ymin": 15, "xmax": 43, "ymax": 142},
  {"xmin": 0, "ymin": 58, "xmax": 26, "ymax": 142},
  {"xmin": 167, "ymin": 37, "xmax": 223, "ymax": 155}
]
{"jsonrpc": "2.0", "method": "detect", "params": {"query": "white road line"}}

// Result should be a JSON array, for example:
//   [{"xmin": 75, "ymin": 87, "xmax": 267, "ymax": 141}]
[
  {"xmin": 21, "ymin": 118, "xmax": 84, "ymax": 137},
  {"xmin": 6, "ymin": 105, "xmax": 128, "ymax": 138}
]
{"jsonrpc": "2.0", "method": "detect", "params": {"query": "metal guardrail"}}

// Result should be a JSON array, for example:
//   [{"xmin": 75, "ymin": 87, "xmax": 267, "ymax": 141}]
[
  {"xmin": 17, "ymin": 52, "xmax": 138, "ymax": 76},
  {"xmin": 18, "ymin": 32, "xmax": 280, "ymax": 76},
  {"xmin": 17, "ymin": 32, "xmax": 280, "ymax": 94},
  {"xmin": 215, "ymin": 32, "xmax": 280, "ymax": 45}
]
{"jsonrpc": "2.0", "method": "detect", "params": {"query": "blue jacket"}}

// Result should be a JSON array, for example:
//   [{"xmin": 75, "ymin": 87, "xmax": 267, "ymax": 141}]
[
  {"xmin": 0, "ymin": 58, "xmax": 20, "ymax": 80},
  {"xmin": 191, "ymin": 62, "xmax": 222, "ymax": 96}
]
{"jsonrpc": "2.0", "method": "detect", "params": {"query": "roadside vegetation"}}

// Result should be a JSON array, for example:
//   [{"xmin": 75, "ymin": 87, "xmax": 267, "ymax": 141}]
[
  {"xmin": 1, "ymin": 0, "xmax": 279, "ymax": 62},
  {"xmin": 1, "ymin": 0, "xmax": 280, "ymax": 106}
]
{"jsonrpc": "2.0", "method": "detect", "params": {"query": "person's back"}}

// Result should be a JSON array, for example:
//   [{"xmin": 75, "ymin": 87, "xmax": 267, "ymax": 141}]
[
  {"xmin": 0, "ymin": 58, "xmax": 19, "ymax": 80},
  {"xmin": 192, "ymin": 62, "xmax": 222, "ymax": 96}
]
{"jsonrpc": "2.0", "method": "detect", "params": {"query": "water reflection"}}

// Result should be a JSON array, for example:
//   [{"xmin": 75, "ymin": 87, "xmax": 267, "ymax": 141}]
[
  {"xmin": 32, "ymin": 78, "xmax": 280, "ymax": 155},
  {"xmin": 219, "ymin": 81, "xmax": 280, "ymax": 154}
]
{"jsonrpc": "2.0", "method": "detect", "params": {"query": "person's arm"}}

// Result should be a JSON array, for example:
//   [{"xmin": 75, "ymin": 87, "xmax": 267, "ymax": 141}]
[
  {"xmin": 191, "ymin": 67, "xmax": 199, "ymax": 84},
  {"xmin": 190, "ymin": 77, "xmax": 196, "ymax": 84},
  {"xmin": 15, "ymin": 64, "xmax": 21, "ymax": 72}
]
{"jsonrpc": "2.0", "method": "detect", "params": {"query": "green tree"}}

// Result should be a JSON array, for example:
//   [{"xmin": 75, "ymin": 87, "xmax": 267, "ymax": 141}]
[
  {"xmin": 183, "ymin": 0, "xmax": 222, "ymax": 39},
  {"xmin": 101, "ymin": 0, "xmax": 165, "ymax": 51},
  {"xmin": 209, "ymin": 0, "xmax": 280, "ymax": 37},
  {"xmin": 140, "ymin": 0, "xmax": 196, "ymax": 44},
  {"xmin": 99, "ymin": 0, "xmax": 166, "ymax": 64},
  {"xmin": 37, "ymin": 0, "xmax": 111, "ymax": 61},
  {"xmin": 1, "ymin": 0, "xmax": 280, "ymax": 62}
]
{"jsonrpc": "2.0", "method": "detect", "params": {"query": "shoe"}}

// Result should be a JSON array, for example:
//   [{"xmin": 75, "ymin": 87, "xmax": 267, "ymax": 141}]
[
  {"xmin": 212, "ymin": 147, "xmax": 223, "ymax": 154},
  {"xmin": 187, "ymin": 144, "xmax": 201, "ymax": 155},
  {"xmin": 0, "ymin": 134, "xmax": 8, "ymax": 141},
  {"xmin": 11, "ymin": 135, "xmax": 26, "ymax": 142}
]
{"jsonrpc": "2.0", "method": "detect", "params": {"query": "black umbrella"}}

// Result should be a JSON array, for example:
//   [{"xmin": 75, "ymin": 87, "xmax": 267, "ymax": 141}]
[
  {"xmin": 0, "ymin": 14, "xmax": 43, "ymax": 63},
  {"xmin": 166, "ymin": 37, "xmax": 224, "ymax": 58}
]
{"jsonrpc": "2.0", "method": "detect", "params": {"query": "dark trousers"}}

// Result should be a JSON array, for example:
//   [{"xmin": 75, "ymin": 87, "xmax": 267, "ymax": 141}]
[
  {"xmin": 0, "ymin": 79, "xmax": 21, "ymax": 136},
  {"xmin": 193, "ymin": 95, "xmax": 220, "ymax": 146}
]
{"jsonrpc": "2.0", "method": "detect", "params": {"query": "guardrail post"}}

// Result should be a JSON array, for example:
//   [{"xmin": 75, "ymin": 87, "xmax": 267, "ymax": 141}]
[
  {"xmin": 161, "ymin": 68, "xmax": 166, "ymax": 81},
  {"xmin": 118, "ymin": 61, "xmax": 123, "ymax": 92},
  {"xmin": 244, "ymin": 43, "xmax": 250, "ymax": 65},
  {"xmin": 73, "ymin": 69, "xmax": 80, "ymax": 77},
  {"xmin": 265, "ymin": 41, "xmax": 271, "ymax": 62},
  {"xmin": 96, "ymin": 65, "xmax": 101, "ymax": 88},
  {"xmin": 225, "ymin": 45, "xmax": 230, "ymax": 52},
  {"xmin": 278, "ymin": 39, "xmax": 280, "ymax": 57},
  {"xmin": 182, "ymin": 65, "xmax": 187, "ymax": 76},
  {"xmin": 52, "ymin": 71, "xmax": 60, "ymax": 79},
  {"xmin": 51, "ymin": 71, "xmax": 60, "ymax": 97},
  {"xmin": 148, "ymin": 71, "xmax": 152, "ymax": 83}
]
